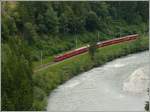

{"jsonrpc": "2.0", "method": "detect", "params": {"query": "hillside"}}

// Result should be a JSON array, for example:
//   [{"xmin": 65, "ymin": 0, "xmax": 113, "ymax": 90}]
[
  {"xmin": 1, "ymin": 1, "xmax": 149, "ymax": 111},
  {"xmin": 2, "ymin": 1, "xmax": 148, "ymax": 60}
]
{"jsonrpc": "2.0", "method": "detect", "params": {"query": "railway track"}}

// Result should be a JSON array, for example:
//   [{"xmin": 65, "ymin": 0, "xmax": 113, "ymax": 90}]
[
  {"xmin": 34, "ymin": 34, "xmax": 139, "ymax": 73},
  {"xmin": 33, "ymin": 62, "xmax": 55, "ymax": 73},
  {"xmin": 33, "ymin": 52, "xmax": 87, "ymax": 73}
]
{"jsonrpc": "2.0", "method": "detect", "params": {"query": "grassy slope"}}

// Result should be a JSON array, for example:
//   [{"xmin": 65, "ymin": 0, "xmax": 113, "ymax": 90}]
[
  {"xmin": 33, "ymin": 56, "xmax": 54, "ymax": 69},
  {"xmin": 33, "ymin": 36, "xmax": 149, "ymax": 110},
  {"xmin": 32, "ymin": 31, "xmax": 114, "ymax": 68}
]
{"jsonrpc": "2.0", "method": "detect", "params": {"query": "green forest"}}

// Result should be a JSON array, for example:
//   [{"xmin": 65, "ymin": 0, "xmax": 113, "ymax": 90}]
[{"xmin": 1, "ymin": 1, "xmax": 149, "ymax": 111}]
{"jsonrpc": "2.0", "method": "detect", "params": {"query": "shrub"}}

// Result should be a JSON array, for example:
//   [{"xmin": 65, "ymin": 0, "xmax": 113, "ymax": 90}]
[{"xmin": 33, "ymin": 36, "xmax": 149, "ymax": 110}]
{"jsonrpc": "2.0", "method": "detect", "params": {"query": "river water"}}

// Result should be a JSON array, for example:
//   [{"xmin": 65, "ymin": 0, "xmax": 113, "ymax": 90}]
[{"xmin": 47, "ymin": 51, "xmax": 150, "ymax": 111}]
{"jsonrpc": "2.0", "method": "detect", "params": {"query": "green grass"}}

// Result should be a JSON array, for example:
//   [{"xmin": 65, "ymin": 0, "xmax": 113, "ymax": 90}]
[
  {"xmin": 33, "ymin": 56, "xmax": 54, "ymax": 69},
  {"xmin": 32, "ymin": 43, "xmax": 89, "ymax": 69},
  {"xmin": 32, "ymin": 31, "xmax": 115, "ymax": 69},
  {"xmin": 32, "ymin": 36, "xmax": 149, "ymax": 110}
]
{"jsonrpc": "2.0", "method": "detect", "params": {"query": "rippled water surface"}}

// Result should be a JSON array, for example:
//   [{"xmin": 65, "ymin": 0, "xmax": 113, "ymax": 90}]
[{"xmin": 47, "ymin": 51, "xmax": 150, "ymax": 111}]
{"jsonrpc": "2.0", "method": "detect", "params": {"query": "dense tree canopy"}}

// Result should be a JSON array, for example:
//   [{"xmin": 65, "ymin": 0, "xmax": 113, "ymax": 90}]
[
  {"xmin": 1, "ymin": 1, "xmax": 149, "ymax": 110},
  {"xmin": 2, "ymin": 1, "xmax": 148, "ymax": 42},
  {"xmin": 2, "ymin": 2, "xmax": 148, "ymax": 47},
  {"xmin": 2, "ymin": 37, "xmax": 33, "ymax": 110},
  {"xmin": 2, "ymin": 2, "xmax": 33, "ymax": 110}
]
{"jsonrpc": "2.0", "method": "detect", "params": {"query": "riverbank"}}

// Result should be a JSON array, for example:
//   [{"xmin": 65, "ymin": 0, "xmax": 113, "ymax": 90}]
[
  {"xmin": 47, "ymin": 51, "xmax": 149, "ymax": 111},
  {"xmin": 33, "ymin": 36, "xmax": 149, "ymax": 110}
]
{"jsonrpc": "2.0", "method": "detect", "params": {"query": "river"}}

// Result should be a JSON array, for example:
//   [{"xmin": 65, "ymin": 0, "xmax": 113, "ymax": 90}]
[{"xmin": 47, "ymin": 51, "xmax": 150, "ymax": 111}]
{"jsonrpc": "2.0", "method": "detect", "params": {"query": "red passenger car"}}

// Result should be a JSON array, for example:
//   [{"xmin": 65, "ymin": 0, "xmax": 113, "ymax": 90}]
[
  {"xmin": 54, "ymin": 45, "xmax": 89, "ymax": 62},
  {"xmin": 54, "ymin": 34, "xmax": 139, "ymax": 62}
]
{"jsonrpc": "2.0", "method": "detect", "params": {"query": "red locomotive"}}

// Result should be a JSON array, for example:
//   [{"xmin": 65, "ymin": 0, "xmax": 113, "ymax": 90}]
[{"xmin": 54, "ymin": 34, "xmax": 139, "ymax": 62}]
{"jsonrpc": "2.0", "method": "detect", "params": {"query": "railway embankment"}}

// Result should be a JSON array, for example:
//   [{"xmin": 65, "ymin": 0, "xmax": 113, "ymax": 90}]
[{"xmin": 32, "ymin": 36, "xmax": 149, "ymax": 110}]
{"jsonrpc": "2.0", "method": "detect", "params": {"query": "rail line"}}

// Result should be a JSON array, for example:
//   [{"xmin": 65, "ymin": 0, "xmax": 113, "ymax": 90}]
[
  {"xmin": 33, "ymin": 53, "xmax": 86, "ymax": 73},
  {"xmin": 34, "ymin": 34, "xmax": 139, "ymax": 73}
]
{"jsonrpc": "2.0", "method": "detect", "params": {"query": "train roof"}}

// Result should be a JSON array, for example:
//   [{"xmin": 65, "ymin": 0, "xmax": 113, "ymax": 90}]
[
  {"xmin": 55, "ymin": 34, "xmax": 138, "ymax": 58},
  {"xmin": 101, "ymin": 34, "xmax": 138, "ymax": 43},
  {"xmin": 55, "ymin": 45, "xmax": 89, "ymax": 57}
]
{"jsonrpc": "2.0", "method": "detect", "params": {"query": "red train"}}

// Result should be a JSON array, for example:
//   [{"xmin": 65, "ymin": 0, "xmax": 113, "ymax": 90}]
[{"xmin": 54, "ymin": 34, "xmax": 139, "ymax": 62}]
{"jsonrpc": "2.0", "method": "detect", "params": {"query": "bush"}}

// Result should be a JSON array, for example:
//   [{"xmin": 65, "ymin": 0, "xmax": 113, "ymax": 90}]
[
  {"xmin": 32, "ymin": 87, "xmax": 47, "ymax": 110},
  {"xmin": 33, "ymin": 36, "xmax": 149, "ymax": 110}
]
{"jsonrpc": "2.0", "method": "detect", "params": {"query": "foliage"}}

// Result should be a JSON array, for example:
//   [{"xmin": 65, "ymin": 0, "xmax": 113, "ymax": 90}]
[
  {"xmin": 145, "ymin": 101, "xmax": 149, "ymax": 111},
  {"xmin": 34, "ymin": 37, "xmax": 149, "ymax": 110},
  {"xmin": 85, "ymin": 11, "xmax": 99, "ymax": 31},
  {"xmin": 2, "ymin": 1, "xmax": 149, "ymax": 60},
  {"xmin": 1, "ymin": 1, "xmax": 149, "ymax": 111},
  {"xmin": 88, "ymin": 37, "xmax": 98, "ymax": 61},
  {"xmin": 1, "ymin": 37, "xmax": 33, "ymax": 111}
]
